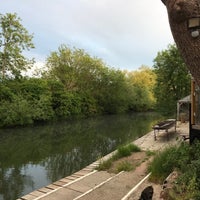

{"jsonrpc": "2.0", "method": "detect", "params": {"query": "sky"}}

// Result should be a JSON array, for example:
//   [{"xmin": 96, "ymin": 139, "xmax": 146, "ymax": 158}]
[{"xmin": 1, "ymin": 0, "xmax": 174, "ymax": 71}]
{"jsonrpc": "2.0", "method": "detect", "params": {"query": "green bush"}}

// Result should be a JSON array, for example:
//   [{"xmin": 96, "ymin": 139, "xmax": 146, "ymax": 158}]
[
  {"xmin": 148, "ymin": 144, "xmax": 190, "ymax": 182},
  {"xmin": 0, "ymin": 96, "xmax": 33, "ymax": 127},
  {"xmin": 116, "ymin": 144, "xmax": 141, "ymax": 159},
  {"xmin": 31, "ymin": 95, "xmax": 54, "ymax": 121},
  {"xmin": 149, "ymin": 141, "xmax": 200, "ymax": 199},
  {"xmin": 0, "ymin": 85, "xmax": 14, "ymax": 101}
]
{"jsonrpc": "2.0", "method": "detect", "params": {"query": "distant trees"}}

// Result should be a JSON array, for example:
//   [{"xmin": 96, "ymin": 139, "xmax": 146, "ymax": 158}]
[
  {"xmin": 153, "ymin": 44, "xmax": 190, "ymax": 115},
  {"xmin": 45, "ymin": 45, "xmax": 132, "ymax": 115},
  {"xmin": 1, "ymin": 12, "xmax": 191, "ymax": 127},
  {"xmin": 126, "ymin": 66, "xmax": 156, "ymax": 111},
  {"xmin": 0, "ymin": 13, "xmax": 34, "ymax": 80},
  {"xmin": 0, "ymin": 38, "xmax": 157, "ymax": 127},
  {"xmin": 1, "ymin": 42, "xmax": 190, "ymax": 126}
]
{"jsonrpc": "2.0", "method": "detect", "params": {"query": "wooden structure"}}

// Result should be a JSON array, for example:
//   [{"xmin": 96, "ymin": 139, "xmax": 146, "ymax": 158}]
[
  {"xmin": 177, "ymin": 95, "xmax": 190, "ymax": 122},
  {"xmin": 190, "ymin": 79, "xmax": 200, "ymax": 143},
  {"xmin": 153, "ymin": 119, "xmax": 176, "ymax": 140}
]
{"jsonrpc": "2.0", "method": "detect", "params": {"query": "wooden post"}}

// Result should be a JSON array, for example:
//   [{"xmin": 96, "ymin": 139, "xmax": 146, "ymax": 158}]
[{"xmin": 191, "ymin": 79, "xmax": 196, "ymax": 125}]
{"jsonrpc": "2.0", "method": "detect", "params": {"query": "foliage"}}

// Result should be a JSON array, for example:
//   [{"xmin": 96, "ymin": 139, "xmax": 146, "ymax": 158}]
[
  {"xmin": 149, "ymin": 141, "xmax": 200, "ymax": 199},
  {"xmin": 0, "ymin": 95, "xmax": 33, "ymax": 127},
  {"xmin": 153, "ymin": 44, "xmax": 190, "ymax": 115},
  {"xmin": 97, "ymin": 159, "xmax": 113, "ymax": 171},
  {"xmin": 0, "ymin": 20, "xmax": 158, "ymax": 127},
  {"xmin": 45, "ymin": 45, "xmax": 105, "ymax": 93},
  {"xmin": 146, "ymin": 150, "xmax": 156, "ymax": 157},
  {"xmin": 126, "ymin": 66, "xmax": 156, "ymax": 111},
  {"xmin": 0, "ymin": 13, "xmax": 189, "ymax": 127},
  {"xmin": 0, "ymin": 13, "xmax": 34, "ymax": 80},
  {"xmin": 0, "ymin": 78, "xmax": 54, "ymax": 127},
  {"xmin": 116, "ymin": 161, "xmax": 133, "ymax": 172},
  {"xmin": 97, "ymin": 68, "xmax": 130, "ymax": 114},
  {"xmin": 45, "ymin": 45, "xmax": 155, "ymax": 116},
  {"xmin": 148, "ymin": 145, "xmax": 181, "ymax": 182},
  {"xmin": 116, "ymin": 143, "xmax": 141, "ymax": 158},
  {"xmin": 97, "ymin": 143, "xmax": 141, "ymax": 171}
]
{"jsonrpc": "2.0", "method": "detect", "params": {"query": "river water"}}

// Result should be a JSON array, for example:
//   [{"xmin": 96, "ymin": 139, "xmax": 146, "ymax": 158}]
[{"xmin": 0, "ymin": 112, "xmax": 162, "ymax": 200}]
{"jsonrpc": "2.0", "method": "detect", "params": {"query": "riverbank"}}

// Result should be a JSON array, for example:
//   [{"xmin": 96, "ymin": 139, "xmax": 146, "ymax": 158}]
[{"xmin": 18, "ymin": 121, "xmax": 189, "ymax": 200}]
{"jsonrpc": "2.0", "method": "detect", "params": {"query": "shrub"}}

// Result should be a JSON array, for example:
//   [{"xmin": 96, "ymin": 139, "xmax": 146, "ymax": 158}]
[
  {"xmin": 0, "ymin": 96, "xmax": 33, "ymax": 127},
  {"xmin": 117, "ymin": 161, "xmax": 133, "ymax": 172},
  {"xmin": 97, "ymin": 159, "xmax": 113, "ymax": 171},
  {"xmin": 116, "ymin": 144, "xmax": 141, "ymax": 159},
  {"xmin": 149, "ymin": 141, "xmax": 200, "ymax": 199}
]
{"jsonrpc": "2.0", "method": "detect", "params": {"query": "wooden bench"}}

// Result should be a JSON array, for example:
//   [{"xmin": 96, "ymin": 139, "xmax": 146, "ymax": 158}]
[{"xmin": 152, "ymin": 119, "xmax": 176, "ymax": 140}]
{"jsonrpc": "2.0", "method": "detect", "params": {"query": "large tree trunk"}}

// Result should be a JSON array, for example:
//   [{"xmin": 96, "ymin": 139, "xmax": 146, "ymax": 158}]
[{"xmin": 162, "ymin": 0, "xmax": 200, "ymax": 86}]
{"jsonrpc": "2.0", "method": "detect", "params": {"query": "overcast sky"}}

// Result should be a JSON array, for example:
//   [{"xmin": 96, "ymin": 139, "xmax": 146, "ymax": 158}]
[{"xmin": 1, "ymin": 0, "xmax": 174, "ymax": 71}]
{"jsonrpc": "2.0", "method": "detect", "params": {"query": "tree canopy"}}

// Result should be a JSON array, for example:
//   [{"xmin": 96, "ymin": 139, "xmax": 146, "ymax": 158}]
[
  {"xmin": 153, "ymin": 44, "xmax": 190, "ymax": 115},
  {"xmin": 0, "ymin": 41, "xmax": 157, "ymax": 127},
  {"xmin": 0, "ymin": 13, "xmax": 34, "ymax": 80},
  {"xmin": 126, "ymin": 66, "xmax": 156, "ymax": 111}
]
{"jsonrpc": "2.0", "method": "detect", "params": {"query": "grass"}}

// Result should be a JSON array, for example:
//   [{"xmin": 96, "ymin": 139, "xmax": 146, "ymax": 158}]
[
  {"xmin": 116, "ymin": 161, "xmax": 133, "ymax": 172},
  {"xmin": 116, "ymin": 143, "xmax": 141, "ymax": 158},
  {"xmin": 96, "ymin": 143, "xmax": 141, "ymax": 171},
  {"xmin": 148, "ymin": 141, "xmax": 200, "ymax": 199},
  {"xmin": 146, "ymin": 150, "xmax": 156, "ymax": 157},
  {"xmin": 148, "ymin": 145, "xmax": 179, "ymax": 182}
]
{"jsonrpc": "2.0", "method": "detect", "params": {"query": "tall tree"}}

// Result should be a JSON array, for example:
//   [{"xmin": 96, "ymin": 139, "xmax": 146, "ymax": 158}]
[
  {"xmin": 0, "ymin": 13, "xmax": 34, "ymax": 80},
  {"xmin": 153, "ymin": 44, "xmax": 190, "ymax": 114},
  {"xmin": 46, "ymin": 45, "xmax": 105, "ymax": 92},
  {"xmin": 161, "ymin": 0, "xmax": 200, "ymax": 86}
]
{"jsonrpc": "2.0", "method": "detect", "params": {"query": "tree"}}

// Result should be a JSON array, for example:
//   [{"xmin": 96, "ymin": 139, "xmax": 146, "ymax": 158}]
[
  {"xmin": 0, "ymin": 13, "xmax": 34, "ymax": 80},
  {"xmin": 97, "ymin": 68, "xmax": 130, "ymax": 113},
  {"xmin": 161, "ymin": 0, "xmax": 200, "ymax": 86},
  {"xmin": 126, "ymin": 66, "xmax": 156, "ymax": 111},
  {"xmin": 45, "ymin": 45, "xmax": 107, "ymax": 92},
  {"xmin": 153, "ymin": 44, "xmax": 190, "ymax": 114},
  {"xmin": 45, "ymin": 45, "xmax": 131, "ymax": 114}
]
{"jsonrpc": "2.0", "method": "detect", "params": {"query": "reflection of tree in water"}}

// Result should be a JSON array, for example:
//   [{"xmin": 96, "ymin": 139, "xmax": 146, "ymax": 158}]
[
  {"xmin": 0, "ymin": 112, "xmax": 162, "ymax": 199},
  {"xmin": 0, "ymin": 167, "xmax": 34, "ymax": 200},
  {"xmin": 44, "ymin": 135, "xmax": 116, "ymax": 182},
  {"xmin": 44, "ymin": 149, "xmax": 82, "ymax": 182},
  {"xmin": 43, "ymin": 113, "xmax": 158, "ymax": 183}
]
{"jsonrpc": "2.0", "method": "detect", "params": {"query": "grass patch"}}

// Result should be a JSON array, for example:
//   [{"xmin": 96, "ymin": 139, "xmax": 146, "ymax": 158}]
[
  {"xmin": 116, "ymin": 161, "xmax": 133, "ymax": 172},
  {"xmin": 146, "ymin": 150, "xmax": 156, "ymax": 157},
  {"xmin": 115, "ymin": 143, "xmax": 141, "ymax": 159},
  {"xmin": 96, "ymin": 143, "xmax": 141, "ymax": 171},
  {"xmin": 97, "ymin": 159, "xmax": 113, "ymax": 171},
  {"xmin": 148, "ymin": 145, "xmax": 180, "ymax": 182}
]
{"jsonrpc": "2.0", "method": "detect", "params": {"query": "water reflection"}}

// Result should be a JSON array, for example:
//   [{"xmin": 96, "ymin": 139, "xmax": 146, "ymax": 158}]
[{"xmin": 0, "ymin": 112, "xmax": 162, "ymax": 200}]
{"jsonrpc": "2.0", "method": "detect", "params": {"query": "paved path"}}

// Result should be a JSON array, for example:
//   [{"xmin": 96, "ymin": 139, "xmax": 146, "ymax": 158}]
[{"xmin": 18, "ymin": 122, "xmax": 189, "ymax": 200}]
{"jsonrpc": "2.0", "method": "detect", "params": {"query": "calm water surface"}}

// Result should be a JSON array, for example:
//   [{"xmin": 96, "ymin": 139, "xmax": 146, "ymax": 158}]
[{"xmin": 0, "ymin": 112, "xmax": 162, "ymax": 200}]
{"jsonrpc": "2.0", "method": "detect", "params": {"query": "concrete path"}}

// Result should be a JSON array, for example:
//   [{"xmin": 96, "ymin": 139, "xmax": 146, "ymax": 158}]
[{"xmin": 18, "ymin": 122, "xmax": 189, "ymax": 200}]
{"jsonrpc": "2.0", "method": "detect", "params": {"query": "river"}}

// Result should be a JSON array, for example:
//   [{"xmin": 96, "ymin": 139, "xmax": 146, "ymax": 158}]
[{"xmin": 0, "ymin": 112, "xmax": 162, "ymax": 200}]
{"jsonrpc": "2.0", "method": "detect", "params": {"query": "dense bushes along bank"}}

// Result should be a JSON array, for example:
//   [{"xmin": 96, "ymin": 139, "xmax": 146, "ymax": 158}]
[
  {"xmin": 0, "ymin": 66, "xmax": 155, "ymax": 128},
  {"xmin": 0, "ymin": 44, "xmax": 190, "ymax": 128}
]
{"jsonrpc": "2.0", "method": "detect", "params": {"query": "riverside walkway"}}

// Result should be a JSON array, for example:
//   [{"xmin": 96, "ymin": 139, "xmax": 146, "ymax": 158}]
[{"xmin": 18, "ymin": 122, "xmax": 188, "ymax": 200}]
